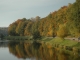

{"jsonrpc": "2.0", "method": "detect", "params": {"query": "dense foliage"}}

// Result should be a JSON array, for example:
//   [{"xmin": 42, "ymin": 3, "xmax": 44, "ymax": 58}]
[{"xmin": 8, "ymin": 0, "xmax": 80, "ymax": 38}]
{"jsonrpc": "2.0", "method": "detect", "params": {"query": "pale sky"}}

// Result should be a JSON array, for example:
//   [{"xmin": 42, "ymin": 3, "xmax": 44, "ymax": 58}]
[{"xmin": 0, "ymin": 0, "xmax": 75, "ymax": 27}]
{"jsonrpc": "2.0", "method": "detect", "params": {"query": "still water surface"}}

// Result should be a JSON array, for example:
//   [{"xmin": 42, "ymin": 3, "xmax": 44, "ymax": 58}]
[
  {"xmin": 0, "ymin": 41, "xmax": 33, "ymax": 60},
  {"xmin": 0, "ymin": 41, "xmax": 80, "ymax": 60}
]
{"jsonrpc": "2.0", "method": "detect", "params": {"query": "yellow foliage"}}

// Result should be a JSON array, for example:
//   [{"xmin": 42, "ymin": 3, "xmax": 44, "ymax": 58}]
[
  {"xmin": 47, "ymin": 29, "xmax": 53, "ymax": 37},
  {"xmin": 57, "ymin": 24, "xmax": 68, "ymax": 38}
]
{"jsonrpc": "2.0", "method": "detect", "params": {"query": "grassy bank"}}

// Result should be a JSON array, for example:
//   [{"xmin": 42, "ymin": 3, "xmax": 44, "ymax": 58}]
[
  {"xmin": 38, "ymin": 37, "xmax": 80, "ymax": 49},
  {"xmin": 4, "ymin": 36, "xmax": 80, "ymax": 49},
  {"xmin": 4, "ymin": 36, "xmax": 33, "ymax": 40},
  {"xmin": 36, "ymin": 37, "xmax": 80, "ymax": 52}
]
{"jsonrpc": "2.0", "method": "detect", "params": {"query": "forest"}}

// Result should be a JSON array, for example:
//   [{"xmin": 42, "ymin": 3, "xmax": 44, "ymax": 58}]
[{"xmin": 8, "ymin": 0, "xmax": 80, "ymax": 38}]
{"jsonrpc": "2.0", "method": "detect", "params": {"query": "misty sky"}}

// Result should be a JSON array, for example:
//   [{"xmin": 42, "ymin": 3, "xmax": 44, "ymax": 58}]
[{"xmin": 0, "ymin": 0, "xmax": 76, "ymax": 27}]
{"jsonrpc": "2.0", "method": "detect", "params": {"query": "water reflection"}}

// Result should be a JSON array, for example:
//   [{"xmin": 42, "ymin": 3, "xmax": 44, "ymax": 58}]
[
  {"xmin": 8, "ymin": 41, "xmax": 80, "ymax": 60},
  {"xmin": 0, "ymin": 41, "xmax": 8, "ymax": 47}
]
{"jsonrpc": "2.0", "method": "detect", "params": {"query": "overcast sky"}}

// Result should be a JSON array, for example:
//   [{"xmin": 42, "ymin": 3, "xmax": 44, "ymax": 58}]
[{"xmin": 0, "ymin": 0, "xmax": 75, "ymax": 27}]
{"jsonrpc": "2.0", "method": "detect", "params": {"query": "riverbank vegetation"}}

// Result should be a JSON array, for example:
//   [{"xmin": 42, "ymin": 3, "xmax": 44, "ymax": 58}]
[
  {"xmin": 5, "ymin": 0, "xmax": 80, "ymax": 48},
  {"xmin": 8, "ymin": 0, "xmax": 80, "ymax": 38},
  {"xmin": 45, "ymin": 38, "xmax": 78, "ymax": 47}
]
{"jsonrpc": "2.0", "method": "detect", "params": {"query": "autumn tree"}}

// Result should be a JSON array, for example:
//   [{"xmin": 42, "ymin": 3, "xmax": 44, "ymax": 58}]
[
  {"xmin": 16, "ymin": 19, "xmax": 27, "ymax": 36},
  {"xmin": 8, "ymin": 22, "xmax": 17, "ymax": 36},
  {"xmin": 24, "ymin": 21, "xmax": 33, "ymax": 36},
  {"xmin": 57, "ymin": 24, "xmax": 68, "ymax": 38}
]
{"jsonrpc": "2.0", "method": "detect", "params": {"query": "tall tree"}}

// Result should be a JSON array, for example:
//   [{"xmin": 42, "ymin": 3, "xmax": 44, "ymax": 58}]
[
  {"xmin": 16, "ymin": 18, "xmax": 27, "ymax": 36},
  {"xmin": 8, "ymin": 22, "xmax": 17, "ymax": 36},
  {"xmin": 57, "ymin": 24, "xmax": 68, "ymax": 38}
]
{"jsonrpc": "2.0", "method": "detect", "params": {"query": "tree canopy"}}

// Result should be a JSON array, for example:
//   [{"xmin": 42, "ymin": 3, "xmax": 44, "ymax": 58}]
[{"xmin": 8, "ymin": 0, "xmax": 80, "ymax": 38}]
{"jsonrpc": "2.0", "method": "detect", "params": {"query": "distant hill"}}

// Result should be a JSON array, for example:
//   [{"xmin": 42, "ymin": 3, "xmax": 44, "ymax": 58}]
[{"xmin": 0, "ymin": 27, "xmax": 8, "ymax": 36}]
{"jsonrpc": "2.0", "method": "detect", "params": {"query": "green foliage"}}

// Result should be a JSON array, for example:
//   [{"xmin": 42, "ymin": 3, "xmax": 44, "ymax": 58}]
[
  {"xmin": 48, "ymin": 37, "xmax": 78, "ymax": 47},
  {"xmin": 67, "ymin": 0, "xmax": 80, "ymax": 37},
  {"xmin": 5, "ymin": 36, "xmax": 28, "ymax": 40}
]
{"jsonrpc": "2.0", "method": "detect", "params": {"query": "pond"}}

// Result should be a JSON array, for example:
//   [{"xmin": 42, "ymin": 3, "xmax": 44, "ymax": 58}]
[{"xmin": 0, "ymin": 40, "xmax": 80, "ymax": 60}]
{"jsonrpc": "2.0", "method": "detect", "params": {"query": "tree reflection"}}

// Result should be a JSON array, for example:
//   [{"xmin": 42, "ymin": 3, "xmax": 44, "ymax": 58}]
[{"xmin": 8, "ymin": 41, "xmax": 80, "ymax": 60}]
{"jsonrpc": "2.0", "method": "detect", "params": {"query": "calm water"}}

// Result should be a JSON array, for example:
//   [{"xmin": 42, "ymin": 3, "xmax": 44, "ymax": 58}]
[{"xmin": 0, "ymin": 41, "xmax": 80, "ymax": 60}]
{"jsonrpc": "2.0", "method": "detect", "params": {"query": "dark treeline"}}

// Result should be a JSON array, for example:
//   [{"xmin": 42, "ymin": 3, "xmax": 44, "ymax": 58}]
[
  {"xmin": 8, "ymin": 0, "xmax": 80, "ymax": 38},
  {"xmin": 0, "ymin": 27, "xmax": 8, "ymax": 40}
]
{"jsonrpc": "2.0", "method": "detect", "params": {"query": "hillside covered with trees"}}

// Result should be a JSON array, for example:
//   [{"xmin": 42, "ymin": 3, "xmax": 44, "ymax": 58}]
[
  {"xmin": 8, "ymin": 0, "xmax": 80, "ymax": 38},
  {"xmin": 0, "ymin": 27, "xmax": 8, "ymax": 40}
]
